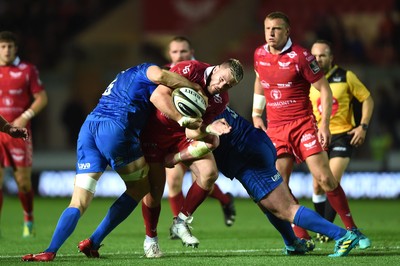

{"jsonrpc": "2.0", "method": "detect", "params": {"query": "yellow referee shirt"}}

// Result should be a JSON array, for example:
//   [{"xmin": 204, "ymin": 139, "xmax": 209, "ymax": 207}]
[{"xmin": 309, "ymin": 65, "xmax": 370, "ymax": 134}]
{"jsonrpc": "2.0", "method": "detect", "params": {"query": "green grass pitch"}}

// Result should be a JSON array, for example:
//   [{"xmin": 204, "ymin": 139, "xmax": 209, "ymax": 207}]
[{"xmin": 0, "ymin": 196, "xmax": 399, "ymax": 265}]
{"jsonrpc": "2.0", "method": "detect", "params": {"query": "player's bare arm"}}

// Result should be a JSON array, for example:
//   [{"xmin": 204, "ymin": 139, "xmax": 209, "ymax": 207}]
[
  {"xmin": 252, "ymin": 75, "xmax": 267, "ymax": 132},
  {"xmin": 312, "ymin": 77, "xmax": 333, "ymax": 148},
  {"xmin": 0, "ymin": 115, "xmax": 28, "ymax": 140},
  {"xmin": 185, "ymin": 118, "xmax": 232, "ymax": 140},
  {"xmin": 147, "ymin": 65, "xmax": 201, "ymax": 91},
  {"xmin": 348, "ymin": 95, "xmax": 374, "ymax": 147},
  {"xmin": 150, "ymin": 84, "xmax": 202, "ymax": 129},
  {"xmin": 13, "ymin": 90, "xmax": 48, "ymax": 128}
]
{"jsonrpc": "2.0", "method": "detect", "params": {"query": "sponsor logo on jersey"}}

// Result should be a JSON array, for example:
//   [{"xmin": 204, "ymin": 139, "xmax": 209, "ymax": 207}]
[
  {"xmin": 306, "ymin": 55, "xmax": 315, "ymax": 62},
  {"xmin": 309, "ymin": 60, "xmax": 320, "ymax": 74},
  {"xmin": 78, "ymin": 163, "xmax": 91, "ymax": 170},
  {"xmin": 271, "ymin": 172, "xmax": 281, "ymax": 182},
  {"xmin": 9, "ymin": 71, "xmax": 22, "ymax": 78},
  {"xmin": 267, "ymin": 100, "xmax": 297, "ymax": 107},
  {"xmin": 11, "ymin": 148, "xmax": 25, "ymax": 162},
  {"xmin": 277, "ymin": 82, "xmax": 292, "ymax": 88},
  {"xmin": 259, "ymin": 61, "xmax": 270, "ymax": 66},
  {"xmin": 332, "ymin": 77, "xmax": 344, "ymax": 82},
  {"xmin": 9, "ymin": 89, "xmax": 23, "ymax": 95},
  {"xmin": 278, "ymin": 61, "xmax": 290, "ymax": 69},
  {"xmin": 301, "ymin": 133, "xmax": 314, "ymax": 142},
  {"xmin": 317, "ymin": 97, "xmax": 338, "ymax": 116},
  {"xmin": 303, "ymin": 140, "xmax": 317, "ymax": 149}
]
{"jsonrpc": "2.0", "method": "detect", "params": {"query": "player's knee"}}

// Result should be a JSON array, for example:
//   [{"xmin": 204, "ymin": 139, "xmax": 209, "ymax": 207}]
[
  {"xmin": 75, "ymin": 174, "xmax": 97, "ymax": 193},
  {"xmin": 120, "ymin": 164, "xmax": 149, "ymax": 182}
]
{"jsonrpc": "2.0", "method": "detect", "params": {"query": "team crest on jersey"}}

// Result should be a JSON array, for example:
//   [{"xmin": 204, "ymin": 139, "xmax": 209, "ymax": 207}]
[
  {"xmin": 270, "ymin": 89, "xmax": 281, "ymax": 100},
  {"xmin": 309, "ymin": 60, "xmax": 320, "ymax": 74},
  {"xmin": 287, "ymin": 51, "xmax": 297, "ymax": 58},
  {"xmin": 213, "ymin": 94, "xmax": 223, "ymax": 103},
  {"xmin": 9, "ymin": 71, "xmax": 22, "ymax": 78}
]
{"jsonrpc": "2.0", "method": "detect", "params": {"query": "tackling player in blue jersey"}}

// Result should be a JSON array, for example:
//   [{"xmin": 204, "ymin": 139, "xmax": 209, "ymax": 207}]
[
  {"xmin": 77, "ymin": 106, "xmax": 361, "ymax": 258},
  {"xmin": 22, "ymin": 63, "xmax": 203, "ymax": 262}
]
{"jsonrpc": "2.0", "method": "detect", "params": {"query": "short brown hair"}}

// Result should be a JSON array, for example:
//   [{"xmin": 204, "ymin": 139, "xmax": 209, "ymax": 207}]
[
  {"xmin": 313, "ymin": 39, "xmax": 333, "ymax": 54},
  {"xmin": 170, "ymin": 36, "xmax": 193, "ymax": 49},
  {"xmin": 222, "ymin": 58, "xmax": 244, "ymax": 84},
  {"xmin": 265, "ymin": 11, "xmax": 291, "ymax": 28},
  {"xmin": 0, "ymin": 31, "xmax": 18, "ymax": 45}
]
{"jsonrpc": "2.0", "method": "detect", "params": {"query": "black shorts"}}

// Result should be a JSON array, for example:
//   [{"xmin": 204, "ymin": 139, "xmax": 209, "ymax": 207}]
[{"xmin": 328, "ymin": 132, "xmax": 353, "ymax": 158}]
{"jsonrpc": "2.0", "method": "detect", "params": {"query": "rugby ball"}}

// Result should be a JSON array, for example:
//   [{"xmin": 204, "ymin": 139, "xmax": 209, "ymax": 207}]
[{"xmin": 172, "ymin": 87, "xmax": 207, "ymax": 118}]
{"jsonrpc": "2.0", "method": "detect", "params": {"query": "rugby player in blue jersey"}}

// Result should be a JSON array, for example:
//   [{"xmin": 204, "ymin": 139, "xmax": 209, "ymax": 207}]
[
  {"xmin": 77, "ymin": 106, "xmax": 361, "ymax": 258},
  {"xmin": 22, "ymin": 63, "xmax": 203, "ymax": 262}
]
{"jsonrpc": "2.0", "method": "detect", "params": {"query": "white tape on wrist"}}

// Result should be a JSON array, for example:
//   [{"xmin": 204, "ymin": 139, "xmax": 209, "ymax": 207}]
[
  {"xmin": 252, "ymin": 111, "xmax": 262, "ymax": 117},
  {"xmin": 21, "ymin": 108, "xmax": 35, "ymax": 120},
  {"xmin": 188, "ymin": 141, "xmax": 211, "ymax": 158},
  {"xmin": 253, "ymin": 94, "xmax": 266, "ymax": 110}
]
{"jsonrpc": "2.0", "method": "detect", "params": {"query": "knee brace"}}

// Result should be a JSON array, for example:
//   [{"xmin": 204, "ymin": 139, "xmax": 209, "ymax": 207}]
[
  {"xmin": 120, "ymin": 164, "xmax": 149, "ymax": 181},
  {"xmin": 75, "ymin": 174, "xmax": 97, "ymax": 193}
]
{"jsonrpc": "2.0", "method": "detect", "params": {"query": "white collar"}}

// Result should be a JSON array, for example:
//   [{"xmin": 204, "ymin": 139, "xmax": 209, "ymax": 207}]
[
  {"xmin": 264, "ymin": 38, "xmax": 292, "ymax": 54},
  {"xmin": 11, "ymin": 56, "xmax": 21, "ymax": 66},
  {"xmin": 204, "ymin": 66, "xmax": 214, "ymax": 82}
]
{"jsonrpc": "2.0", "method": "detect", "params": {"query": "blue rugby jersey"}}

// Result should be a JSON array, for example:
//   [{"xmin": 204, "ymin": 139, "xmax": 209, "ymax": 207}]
[
  {"xmin": 213, "ymin": 106, "xmax": 277, "ymax": 178},
  {"xmin": 88, "ymin": 63, "xmax": 157, "ymax": 136}
]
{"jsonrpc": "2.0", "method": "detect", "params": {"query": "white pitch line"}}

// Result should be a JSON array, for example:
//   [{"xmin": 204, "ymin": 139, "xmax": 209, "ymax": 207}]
[{"xmin": 2, "ymin": 246, "xmax": 400, "ymax": 259}]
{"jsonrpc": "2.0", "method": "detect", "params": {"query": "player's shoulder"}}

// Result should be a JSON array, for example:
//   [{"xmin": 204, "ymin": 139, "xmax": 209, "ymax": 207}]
[
  {"xmin": 17, "ymin": 61, "xmax": 37, "ymax": 71},
  {"xmin": 175, "ymin": 60, "xmax": 210, "ymax": 69},
  {"xmin": 289, "ymin": 44, "xmax": 313, "ymax": 59},
  {"xmin": 254, "ymin": 44, "xmax": 268, "ymax": 56}
]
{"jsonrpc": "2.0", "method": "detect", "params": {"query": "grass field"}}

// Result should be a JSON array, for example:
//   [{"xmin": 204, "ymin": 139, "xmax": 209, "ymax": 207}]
[{"xmin": 0, "ymin": 196, "xmax": 399, "ymax": 265}]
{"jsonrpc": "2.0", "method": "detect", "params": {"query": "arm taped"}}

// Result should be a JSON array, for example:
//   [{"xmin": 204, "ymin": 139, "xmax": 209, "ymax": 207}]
[
  {"xmin": 253, "ymin": 94, "xmax": 266, "ymax": 110},
  {"xmin": 75, "ymin": 174, "xmax": 97, "ymax": 193},
  {"xmin": 188, "ymin": 141, "xmax": 211, "ymax": 158},
  {"xmin": 120, "ymin": 164, "xmax": 149, "ymax": 181}
]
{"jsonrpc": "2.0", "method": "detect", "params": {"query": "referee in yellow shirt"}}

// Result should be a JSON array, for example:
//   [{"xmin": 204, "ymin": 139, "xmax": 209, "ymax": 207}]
[{"xmin": 309, "ymin": 40, "xmax": 374, "ymax": 243}]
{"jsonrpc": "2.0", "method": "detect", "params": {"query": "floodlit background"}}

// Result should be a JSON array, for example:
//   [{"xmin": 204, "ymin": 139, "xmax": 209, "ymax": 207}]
[{"xmin": 1, "ymin": 0, "xmax": 400, "ymax": 197}]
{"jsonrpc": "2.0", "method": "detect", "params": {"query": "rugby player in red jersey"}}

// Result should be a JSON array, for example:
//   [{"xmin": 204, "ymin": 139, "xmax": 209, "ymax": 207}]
[
  {"xmin": 251, "ymin": 11, "xmax": 370, "ymax": 249},
  {"xmin": 141, "ymin": 59, "xmax": 243, "ymax": 253},
  {"xmin": 0, "ymin": 31, "xmax": 48, "ymax": 238},
  {"xmin": 76, "ymin": 59, "xmax": 243, "ymax": 258},
  {"xmin": 163, "ymin": 37, "xmax": 236, "ymax": 230}
]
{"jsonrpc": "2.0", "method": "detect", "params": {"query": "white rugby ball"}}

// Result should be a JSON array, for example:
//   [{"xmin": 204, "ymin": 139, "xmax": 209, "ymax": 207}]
[{"xmin": 172, "ymin": 87, "xmax": 207, "ymax": 118}]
